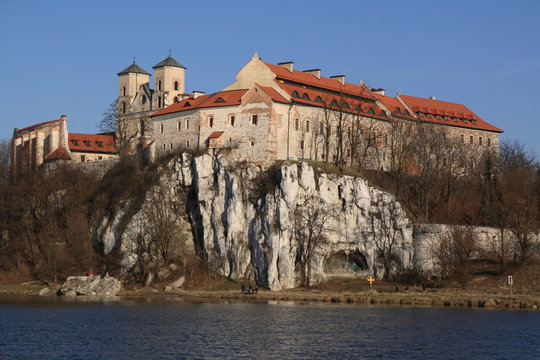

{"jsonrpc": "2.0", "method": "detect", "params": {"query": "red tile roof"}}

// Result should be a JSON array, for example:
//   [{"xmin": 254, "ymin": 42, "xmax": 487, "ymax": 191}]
[
  {"xmin": 151, "ymin": 87, "xmax": 289, "ymax": 117},
  {"xmin": 16, "ymin": 119, "xmax": 62, "ymax": 133},
  {"xmin": 264, "ymin": 62, "xmax": 377, "ymax": 100},
  {"xmin": 208, "ymin": 131, "xmax": 224, "ymax": 139},
  {"xmin": 373, "ymin": 93, "xmax": 416, "ymax": 121},
  {"xmin": 399, "ymin": 95, "xmax": 503, "ymax": 133},
  {"xmin": 43, "ymin": 147, "xmax": 71, "ymax": 161},
  {"xmin": 68, "ymin": 133, "xmax": 117, "ymax": 153},
  {"xmin": 278, "ymin": 82, "xmax": 389, "ymax": 121}
]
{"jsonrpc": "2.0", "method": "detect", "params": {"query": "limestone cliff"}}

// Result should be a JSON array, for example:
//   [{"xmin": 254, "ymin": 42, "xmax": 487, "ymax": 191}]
[{"xmin": 92, "ymin": 154, "xmax": 414, "ymax": 290}]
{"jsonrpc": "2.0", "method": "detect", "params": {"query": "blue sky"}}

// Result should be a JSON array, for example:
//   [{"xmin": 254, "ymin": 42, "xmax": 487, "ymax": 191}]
[{"xmin": 1, "ymin": 0, "xmax": 539, "ymax": 155}]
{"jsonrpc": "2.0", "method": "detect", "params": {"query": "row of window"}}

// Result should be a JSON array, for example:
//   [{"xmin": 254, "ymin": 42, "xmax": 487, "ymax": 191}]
[
  {"xmin": 71, "ymin": 139, "xmax": 104, "ymax": 148},
  {"xmin": 418, "ymin": 112, "xmax": 477, "ymax": 125},
  {"xmin": 460, "ymin": 134, "xmax": 492, "ymax": 146},
  {"xmin": 155, "ymin": 80, "xmax": 180, "ymax": 92}
]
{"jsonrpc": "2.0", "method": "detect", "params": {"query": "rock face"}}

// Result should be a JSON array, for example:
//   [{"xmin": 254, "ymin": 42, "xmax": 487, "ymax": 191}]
[
  {"xmin": 93, "ymin": 154, "xmax": 414, "ymax": 290},
  {"xmin": 58, "ymin": 275, "xmax": 122, "ymax": 296}
]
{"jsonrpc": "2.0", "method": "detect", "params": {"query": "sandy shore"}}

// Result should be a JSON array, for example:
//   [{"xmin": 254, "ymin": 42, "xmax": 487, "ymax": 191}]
[{"xmin": 2, "ymin": 284, "xmax": 538, "ymax": 310}]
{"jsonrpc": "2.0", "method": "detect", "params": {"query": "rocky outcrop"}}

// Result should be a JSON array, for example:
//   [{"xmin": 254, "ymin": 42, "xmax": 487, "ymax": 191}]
[
  {"xmin": 92, "ymin": 154, "xmax": 414, "ymax": 290},
  {"xmin": 58, "ymin": 275, "xmax": 122, "ymax": 296}
]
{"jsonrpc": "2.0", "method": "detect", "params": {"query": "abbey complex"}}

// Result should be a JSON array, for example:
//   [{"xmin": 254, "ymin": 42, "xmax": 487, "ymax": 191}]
[{"xmin": 10, "ymin": 53, "xmax": 503, "ymax": 176}]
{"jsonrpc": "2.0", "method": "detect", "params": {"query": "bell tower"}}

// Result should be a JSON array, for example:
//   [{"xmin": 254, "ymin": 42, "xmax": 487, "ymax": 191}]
[
  {"xmin": 152, "ymin": 53, "xmax": 186, "ymax": 109},
  {"xmin": 117, "ymin": 61, "xmax": 151, "ymax": 114}
]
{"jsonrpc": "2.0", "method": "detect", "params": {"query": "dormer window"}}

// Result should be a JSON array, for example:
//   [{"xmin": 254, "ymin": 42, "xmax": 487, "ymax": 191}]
[
  {"xmin": 443, "ymin": 115, "xmax": 448, "ymax": 121},
  {"xmin": 355, "ymin": 105, "xmax": 362, "ymax": 112},
  {"xmin": 292, "ymin": 91, "xmax": 300, "ymax": 98},
  {"xmin": 215, "ymin": 97, "xmax": 225, "ymax": 103},
  {"xmin": 301, "ymin": 93, "xmax": 310, "ymax": 100},
  {"xmin": 96, "ymin": 141, "xmax": 103, "ymax": 148},
  {"xmin": 71, "ymin": 140, "xmax": 79, "ymax": 146},
  {"xmin": 342, "ymin": 102, "xmax": 350, "ymax": 109},
  {"xmin": 368, "ymin": 108, "xmax": 375, "ymax": 114},
  {"xmin": 315, "ymin": 96, "xmax": 323, "ymax": 103},
  {"xmin": 418, "ymin": 112, "xmax": 423, "ymax": 117},
  {"xmin": 395, "ymin": 107, "xmax": 401, "ymax": 114},
  {"xmin": 436, "ymin": 114, "xmax": 441, "ymax": 119},
  {"xmin": 330, "ymin": 100, "xmax": 338, "ymax": 107},
  {"xmin": 462, "ymin": 118, "xmax": 468, "ymax": 124},
  {"xmin": 184, "ymin": 101, "xmax": 191, "ymax": 107},
  {"xmin": 84, "ymin": 140, "xmax": 91, "ymax": 147},
  {"xmin": 427, "ymin": 113, "xmax": 432, "ymax": 118}
]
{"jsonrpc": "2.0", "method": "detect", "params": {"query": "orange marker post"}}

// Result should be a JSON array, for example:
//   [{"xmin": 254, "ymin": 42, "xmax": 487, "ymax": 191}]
[{"xmin": 368, "ymin": 276, "xmax": 375, "ymax": 291}]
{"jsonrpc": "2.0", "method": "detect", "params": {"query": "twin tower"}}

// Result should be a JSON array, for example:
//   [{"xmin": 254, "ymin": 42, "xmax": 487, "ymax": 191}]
[{"xmin": 117, "ymin": 55, "xmax": 186, "ymax": 114}]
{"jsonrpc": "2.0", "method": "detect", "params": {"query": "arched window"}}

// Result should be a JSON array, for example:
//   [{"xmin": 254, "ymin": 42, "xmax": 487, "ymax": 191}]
[
  {"xmin": 174, "ymin": 81, "xmax": 179, "ymax": 91},
  {"xmin": 158, "ymin": 81, "xmax": 162, "ymax": 91},
  {"xmin": 122, "ymin": 86, "xmax": 126, "ymax": 96},
  {"xmin": 122, "ymin": 102, "xmax": 126, "ymax": 114},
  {"xmin": 158, "ymin": 96, "xmax": 162, "ymax": 108}
]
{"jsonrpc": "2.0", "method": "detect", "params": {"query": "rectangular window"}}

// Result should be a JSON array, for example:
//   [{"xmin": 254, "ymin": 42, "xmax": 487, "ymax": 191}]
[
  {"xmin": 461, "ymin": 134, "xmax": 464, "ymax": 143},
  {"xmin": 488, "ymin": 138, "xmax": 491, "ymax": 146},
  {"xmin": 160, "ymin": 123, "xmax": 164, "ymax": 134},
  {"xmin": 385, "ymin": 134, "xmax": 388, "ymax": 145},
  {"xmin": 230, "ymin": 115, "xmax": 235, "ymax": 126},
  {"xmin": 251, "ymin": 114, "xmax": 258, "ymax": 125},
  {"xmin": 295, "ymin": 118, "xmax": 299, "ymax": 131},
  {"xmin": 186, "ymin": 141, "xmax": 190, "ymax": 148},
  {"xmin": 98, "ymin": 156, "xmax": 103, "ymax": 160},
  {"xmin": 178, "ymin": 121, "xmax": 182, "ymax": 131},
  {"xmin": 346, "ymin": 148, "xmax": 351, "ymax": 157},
  {"xmin": 320, "ymin": 123, "xmax": 324, "ymax": 135},
  {"xmin": 80, "ymin": 155, "xmax": 85, "ymax": 162},
  {"xmin": 479, "ymin": 137, "xmax": 483, "ymax": 145},
  {"xmin": 300, "ymin": 140, "xmax": 304, "ymax": 150},
  {"xmin": 186, "ymin": 120, "xmax": 189, "ymax": 130},
  {"xmin": 470, "ymin": 136, "xmax": 473, "ymax": 144},
  {"xmin": 170, "ymin": 143, "xmax": 173, "ymax": 150},
  {"xmin": 305, "ymin": 120, "xmax": 310, "ymax": 133},
  {"xmin": 209, "ymin": 116, "xmax": 214, "ymax": 128},
  {"xmin": 278, "ymin": 116, "xmax": 283, "ymax": 126}
]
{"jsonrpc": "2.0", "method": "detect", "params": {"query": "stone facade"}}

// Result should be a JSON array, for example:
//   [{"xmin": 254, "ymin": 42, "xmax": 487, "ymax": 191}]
[
  {"xmin": 10, "ymin": 115, "xmax": 118, "ymax": 179},
  {"xmin": 145, "ymin": 54, "xmax": 503, "ymax": 168}
]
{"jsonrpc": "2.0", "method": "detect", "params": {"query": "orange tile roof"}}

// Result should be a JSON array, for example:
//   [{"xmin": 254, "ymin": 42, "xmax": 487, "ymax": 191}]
[
  {"xmin": 43, "ymin": 147, "xmax": 71, "ymax": 161},
  {"xmin": 373, "ymin": 93, "xmax": 416, "ymax": 121},
  {"xmin": 68, "ymin": 133, "xmax": 117, "ymax": 153},
  {"xmin": 16, "ymin": 119, "xmax": 62, "ymax": 133},
  {"xmin": 208, "ymin": 131, "xmax": 224, "ymax": 139},
  {"xmin": 151, "ymin": 87, "xmax": 289, "ymax": 117},
  {"xmin": 278, "ymin": 82, "xmax": 389, "ymax": 121},
  {"xmin": 399, "ymin": 95, "xmax": 503, "ymax": 133},
  {"xmin": 264, "ymin": 62, "xmax": 377, "ymax": 100}
]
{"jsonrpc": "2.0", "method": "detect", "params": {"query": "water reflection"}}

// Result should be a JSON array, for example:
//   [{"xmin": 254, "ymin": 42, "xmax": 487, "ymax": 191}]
[{"xmin": 0, "ymin": 297, "xmax": 539, "ymax": 359}]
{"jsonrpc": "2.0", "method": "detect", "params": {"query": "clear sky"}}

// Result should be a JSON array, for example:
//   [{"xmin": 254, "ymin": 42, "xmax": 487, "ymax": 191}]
[{"xmin": 1, "ymin": 0, "xmax": 539, "ymax": 155}]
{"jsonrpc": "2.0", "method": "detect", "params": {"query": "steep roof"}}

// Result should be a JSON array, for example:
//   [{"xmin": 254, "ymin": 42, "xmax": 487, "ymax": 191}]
[
  {"xmin": 264, "ymin": 62, "xmax": 377, "ymax": 101},
  {"xmin": 373, "ymin": 93, "xmax": 416, "ymax": 121},
  {"xmin": 153, "ymin": 56, "xmax": 186, "ymax": 69},
  {"xmin": 208, "ymin": 131, "xmax": 224, "ymax": 139},
  {"xmin": 117, "ymin": 62, "xmax": 151, "ymax": 76},
  {"xmin": 16, "ymin": 119, "xmax": 62, "ymax": 133},
  {"xmin": 399, "ymin": 95, "xmax": 503, "ymax": 133},
  {"xmin": 43, "ymin": 147, "xmax": 71, "ymax": 161},
  {"xmin": 278, "ymin": 82, "xmax": 389, "ymax": 121},
  {"xmin": 151, "ymin": 87, "xmax": 288, "ymax": 117},
  {"xmin": 68, "ymin": 133, "xmax": 117, "ymax": 153}
]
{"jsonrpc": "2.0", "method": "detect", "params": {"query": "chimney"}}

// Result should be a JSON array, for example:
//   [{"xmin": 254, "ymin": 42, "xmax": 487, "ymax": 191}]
[
  {"xmin": 359, "ymin": 80, "xmax": 365, "ymax": 86},
  {"xmin": 428, "ymin": 96, "xmax": 436, "ymax": 100},
  {"xmin": 60, "ymin": 114, "xmax": 67, "ymax": 121},
  {"xmin": 303, "ymin": 69, "xmax": 321, "ymax": 79},
  {"xmin": 277, "ymin": 62, "xmax": 294, "ymax": 72},
  {"xmin": 193, "ymin": 91, "xmax": 205, "ymax": 99},
  {"xmin": 330, "ymin": 75, "xmax": 345, "ymax": 85},
  {"xmin": 371, "ymin": 88, "xmax": 385, "ymax": 96}
]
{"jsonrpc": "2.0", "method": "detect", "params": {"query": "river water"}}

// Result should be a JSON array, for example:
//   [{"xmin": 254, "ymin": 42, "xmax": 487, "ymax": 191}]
[{"xmin": 0, "ymin": 296, "xmax": 538, "ymax": 359}]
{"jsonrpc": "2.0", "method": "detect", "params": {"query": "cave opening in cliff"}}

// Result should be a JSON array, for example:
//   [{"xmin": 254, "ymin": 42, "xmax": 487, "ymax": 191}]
[{"xmin": 324, "ymin": 250, "xmax": 368, "ymax": 277}]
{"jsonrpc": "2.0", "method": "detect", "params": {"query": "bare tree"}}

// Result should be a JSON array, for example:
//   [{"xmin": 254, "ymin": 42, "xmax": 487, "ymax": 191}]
[
  {"xmin": 369, "ymin": 201, "xmax": 404, "ymax": 280},
  {"xmin": 293, "ymin": 202, "xmax": 336, "ymax": 287},
  {"xmin": 431, "ymin": 225, "xmax": 477, "ymax": 286}
]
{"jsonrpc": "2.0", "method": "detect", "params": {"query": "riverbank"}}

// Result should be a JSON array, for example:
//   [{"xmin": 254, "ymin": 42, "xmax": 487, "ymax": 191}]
[{"xmin": 2, "ymin": 283, "xmax": 539, "ymax": 310}]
